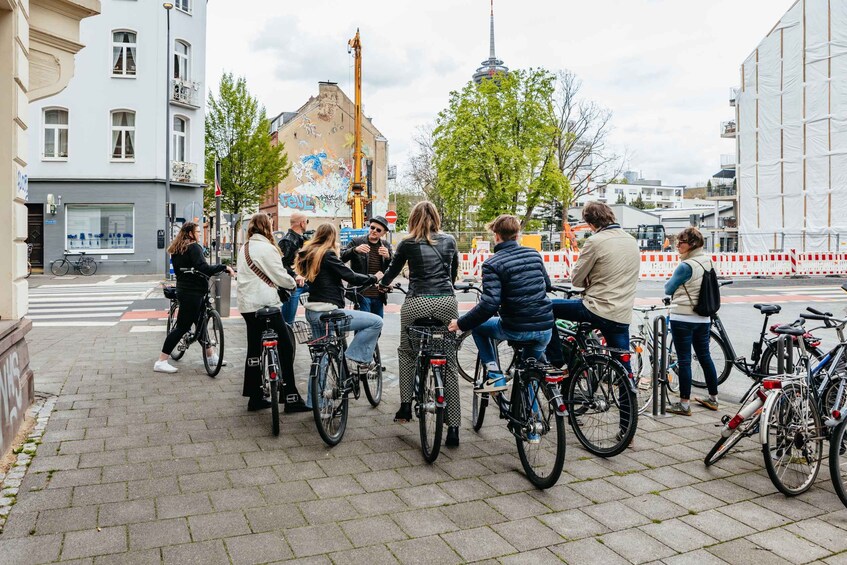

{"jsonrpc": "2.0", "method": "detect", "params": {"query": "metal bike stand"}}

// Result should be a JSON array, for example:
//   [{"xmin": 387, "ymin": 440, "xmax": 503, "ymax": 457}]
[
  {"xmin": 651, "ymin": 314, "xmax": 670, "ymax": 418},
  {"xmin": 775, "ymin": 334, "xmax": 792, "ymax": 375}
]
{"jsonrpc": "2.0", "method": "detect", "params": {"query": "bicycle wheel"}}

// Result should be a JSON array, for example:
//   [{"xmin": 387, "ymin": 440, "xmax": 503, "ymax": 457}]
[
  {"xmin": 514, "ymin": 373, "xmax": 566, "ymax": 489},
  {"xmin": 630, "ymin": 337, "xmax": 653, "ymax": 414},
  {"xmin": 762, "ymin": 383, "xmax": 823, "ymax": 496},
  {"xmin": 829, "ymin": 419, "xmax": 847, "ymax": 508},
  {"xmin": 270, "ymin": 379, "xmax": 280, "ymax": 437},
  {"xmin": 417, "ymin": 364, "xmax": 444, "ymax": 463},
  {"xmin": 566, "ymin": 354, "xmax": 637, "ymax": 457},
  {"xmin": 456, "ymin": 332, "xmax": 514, "ymax": 383},
  {"xmin": 760, "ymin": 342, "xmax": 824, "ymax": 376},
  {"xmin": 79, "ymin": 257, "xmax": 97, "ymax": 276},
  {"xmin": 311, "ymin": 351, "xmax": 348, "ymax": 446},
  {"xmin": 690, "ymin": 331, "xmax": 731, "ymax": 389},
  {"xmin": 166, "ymin": 302, "xmax": 187, "ymax": 360},
  {"xmin": 704, "ymin": 412, "xmax": 758, "ymax": 466},
  {"xmin": 51, "ymin": 259, "xmax": 69, "ymax": 276},
  {"xmin": 362, "ymin": 344, "xmax": 383, "ymax": 407},
  {"xmin": 201, "ymin": 310, "xmax": 224, "ymax": 377}
]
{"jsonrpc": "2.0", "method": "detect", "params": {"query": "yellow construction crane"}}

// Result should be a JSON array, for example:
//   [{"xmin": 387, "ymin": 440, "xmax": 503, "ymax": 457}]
[{"xmin": 347, "ymin": 29, "xmax": 367, "ymax": 229}]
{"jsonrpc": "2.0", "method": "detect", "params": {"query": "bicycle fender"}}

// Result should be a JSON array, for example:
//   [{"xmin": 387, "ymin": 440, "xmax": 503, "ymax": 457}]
[
  {"xmin": 758, "ymin": 389, "xmax": 784, "ymax": 445},
  {"xmin": 432, "ymin": 367, "xmax": 446, "ymax": 408}
]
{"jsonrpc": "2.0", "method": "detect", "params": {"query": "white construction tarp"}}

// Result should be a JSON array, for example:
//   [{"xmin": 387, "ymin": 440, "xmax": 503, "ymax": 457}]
[{"xmin": 739, "ymin": 0, "xmax": 847, "ymax": 252}]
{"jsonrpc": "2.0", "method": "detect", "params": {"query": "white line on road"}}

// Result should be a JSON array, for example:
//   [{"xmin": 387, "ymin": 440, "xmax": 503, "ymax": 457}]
[
  {"xmin": 129, "ymin": 326, "xmax": 167, "ymax": 333},
  {"xmin": 31, "ymin": 321, "xmax": 118, "ymax": 327},
  {"xmin": 27, "ymin": 312, "xmax": 124, "ymax": 319},
  {"xmin": 28, "ymin": 306, "xmax": 129, "ymax": 314}
]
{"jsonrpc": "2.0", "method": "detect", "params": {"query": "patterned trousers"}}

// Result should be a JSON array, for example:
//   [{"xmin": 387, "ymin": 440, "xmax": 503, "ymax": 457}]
[{"xmin": 398, "ymin": 295, "xmax": 461, "ymax": 426}]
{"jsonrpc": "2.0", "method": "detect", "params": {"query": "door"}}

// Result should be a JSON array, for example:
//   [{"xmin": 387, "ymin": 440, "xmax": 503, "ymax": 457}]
[{"xmin": 26, "ymin": 203, "xmax": 44, "ymax": 269}]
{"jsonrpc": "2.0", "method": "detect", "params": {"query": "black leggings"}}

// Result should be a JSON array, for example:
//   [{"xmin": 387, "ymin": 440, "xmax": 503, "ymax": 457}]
[
  {"xmin": 241, "ymin": 311, "xmax": 300, "ymax": 401},
  {"xmin": 162, "ymin": 291, "xmax": 205, "ymax": 355}
]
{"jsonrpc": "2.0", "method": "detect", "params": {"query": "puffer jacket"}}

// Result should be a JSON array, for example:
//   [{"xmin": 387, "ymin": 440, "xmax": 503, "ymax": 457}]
[
  {"xmin": 237, "ymin": 234, "xmax": 296, "ymax": 314},
  {"xmin": 380, "ymin": 234, "xmax": 458, "ymax": 297},
  {"xmin": 457, "ymin": 240, "xmax": 554, "ymax": 332}
]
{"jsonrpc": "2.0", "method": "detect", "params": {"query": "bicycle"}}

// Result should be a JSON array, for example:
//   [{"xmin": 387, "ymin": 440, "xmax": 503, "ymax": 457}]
[
  {"xmin": 454, "ymin": 284, "xmax": 515, "ymax": 384},
  {"xmin": 50, "ymin": 251, "xmax": 97, "ymax": 276},
  {"xmin": 254, "ymin": 305, "xmax": 285, "ymax": 436},
  {"xmin": 163, "ymin": 269, "xmax": 225, "ymax": 377},
  {"xmin": 345, "ymin": 284, "xmax": 384, "ymax": 406},
  {"xmin": 630, "ymin": 302, "xmax": 679, "ymax": 414}
]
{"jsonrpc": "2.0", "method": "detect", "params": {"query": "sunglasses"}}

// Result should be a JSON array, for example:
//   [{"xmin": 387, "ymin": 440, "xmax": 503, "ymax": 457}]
[{"xmin": 369, "ymin": 225, "xmax": 384, "ymax": 233}]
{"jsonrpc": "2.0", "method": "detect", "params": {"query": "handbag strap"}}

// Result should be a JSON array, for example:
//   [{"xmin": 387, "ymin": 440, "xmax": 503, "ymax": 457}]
[
  {"xmin": 244, "ymin": 242, "xmax": 276, "ymax": 289},
  {"xmin": 426, "ymin": 240, "xmax": 452, "ymax": 282}
]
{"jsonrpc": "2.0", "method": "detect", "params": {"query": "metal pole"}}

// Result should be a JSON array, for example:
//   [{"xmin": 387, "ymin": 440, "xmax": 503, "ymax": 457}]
[
  {"xmin": 215, "ymin": 160, "xmax": 221, "ymax": 265},
  {"xmin": 651, "ymin": 315, "xmax": 668, "ymax": 417},
  {"xmin": 164, "ymin": 3, "xmax": 173, "ymax": 278},
  {"xmin": 776, "ymin": 334, "xmax": 785, "ymax": 374}
]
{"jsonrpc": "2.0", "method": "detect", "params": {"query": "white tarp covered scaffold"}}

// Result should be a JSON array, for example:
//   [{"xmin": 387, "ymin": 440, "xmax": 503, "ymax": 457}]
[{"xmin": 738, "ymin": 0, "xmax": 847, "ymax": 252}]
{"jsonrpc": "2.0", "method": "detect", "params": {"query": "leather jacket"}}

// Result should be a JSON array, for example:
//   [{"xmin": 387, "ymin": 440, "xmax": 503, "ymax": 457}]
[
  {"xmin": 340, "ymin": 235, "xmax": 393, "ymax": 277},
  {"xmin": 381, "ymin": 234, "xmax": 458, "ymax": 297},
  {"xmin": 278, "ymin": 229, "xmax": 306, "ymax": 278}
]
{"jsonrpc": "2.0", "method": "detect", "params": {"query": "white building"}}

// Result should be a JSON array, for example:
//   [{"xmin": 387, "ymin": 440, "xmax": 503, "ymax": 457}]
[
  {"xmin": 27, "ymin": 0, "xmax": 207, "ymax": 273},
  {"xmin": 577, "ymin": 175, "xmax": 685, "ymax": 209},
  {"xmin": 735, "ymin": 0, "xmax": 847, "ymax": 252}
]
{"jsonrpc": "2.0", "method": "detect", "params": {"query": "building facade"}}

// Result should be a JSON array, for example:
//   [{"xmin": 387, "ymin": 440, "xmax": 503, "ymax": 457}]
[
  {"xmin": 260, "ymin": 82, "xmax": 389, "ymax": 231},
  {"xmin": 735, "ymin": 0, "xmax": 847, "ymax": 252},
  {"xmin": 0, "ymin": 0, "xmax": 99, "ymax": 458},
  {"xmin": 27, "ymin": 0, "xmax": 207, "ymax": 274},
  {"xmin": 577, "ymin": 177, "xmax": 685, "ymax": 209}
]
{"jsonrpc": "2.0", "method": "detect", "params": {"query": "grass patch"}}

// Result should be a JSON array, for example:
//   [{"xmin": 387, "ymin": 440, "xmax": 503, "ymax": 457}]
[{"xmin": 652, "ymin": 519, "xmax": 662, "ymax": 524}]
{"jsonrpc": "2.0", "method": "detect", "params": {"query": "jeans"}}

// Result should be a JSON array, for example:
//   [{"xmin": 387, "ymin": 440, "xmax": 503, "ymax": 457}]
[
  {"xmin": 357, "ymin": 295, "xmax": 385, "ymax": 318},
  {"xmin": 472, "ymin": 317, "xmax": 552, "ymax": 371},
  {"xmin": 547, "ymin": 299, "xmax": 632, "ymax": 373},
  {"xmin": 282, "ymin": 284, "xmax": 309, "ymax": 325},
  {"xmin": 670, "ymin": 320, "xmax": 718, "ymax": 399}
]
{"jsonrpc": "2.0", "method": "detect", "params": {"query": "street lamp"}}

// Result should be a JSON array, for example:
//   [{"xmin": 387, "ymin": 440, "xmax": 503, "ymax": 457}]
[{"xmin": 163, "ymin": 2, "xmax": 173, "ymax": 278}]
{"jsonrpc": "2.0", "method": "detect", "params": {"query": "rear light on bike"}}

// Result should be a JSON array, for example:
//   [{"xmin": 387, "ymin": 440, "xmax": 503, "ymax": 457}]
[
  {"xmin": 270, "ymin": 372, "xmax": 277, "ymax": 381},
  {"xmin": 762, "ymin": 379, "xmax": 782, "ymax": 390},
  {"xmin": 263, "ymin": 340, "xmax": 278, "ymax": 347},
  {"xmin": 619, "ymin": 353, "xmax": 631, "ymax": 363},
  {"xmin": 726, "ymin": 414, "xmax": 744, "ymax": 430},
  {"xmin": 833, "ymin": 409, "xmax": 842, "ymax": 420},
  {"xmin": 566, "ymin": 336, "xmax": 576, "ymax": 343},
  {"xmin": 545, "ymin": 375, "xmax": 564, "ymax": 383},
  {"xmin": 429, "ymin": 359, "xmax": 447, "ymax": 366},
  {"xmin": 436, "ymin": 395, "xmax": 445, "ymax": 404}
]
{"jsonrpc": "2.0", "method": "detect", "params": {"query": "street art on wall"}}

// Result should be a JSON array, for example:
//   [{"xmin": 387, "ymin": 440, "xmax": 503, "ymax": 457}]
[{"xmin": 280, "ymin": 147, "xmax": 351, "ymax": 216}]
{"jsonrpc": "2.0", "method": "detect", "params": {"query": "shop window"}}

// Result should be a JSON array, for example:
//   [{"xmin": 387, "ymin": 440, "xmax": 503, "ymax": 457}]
[
  {"xmin": 112, "ymin": 30, "xmax": 137, "ymax": 77},
  {"xmin": 66, "ymin": 205, "xmax": 134, "ymax": 252},
  {"xmin": 43, "ymin": 108, "xmax": 69, "ymax": 160}
]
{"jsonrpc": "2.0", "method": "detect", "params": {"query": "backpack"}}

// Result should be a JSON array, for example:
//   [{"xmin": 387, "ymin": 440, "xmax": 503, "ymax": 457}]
[{"xmin": 683, "ymin": 258, "xmax": 720, "ymax": 317}]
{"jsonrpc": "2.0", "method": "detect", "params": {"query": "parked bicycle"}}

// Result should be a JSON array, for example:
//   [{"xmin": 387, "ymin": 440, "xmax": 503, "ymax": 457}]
[
  {"xmin": 164, "ymin": 269, "xmax": 225, "ymax": 377},
  {"xmin": 50, "ymin": 251, "xmax": 97, "ymax": 276},
  {"xmin": 254, "ymin": 305, "xmax": 284, "ymax": 436}
]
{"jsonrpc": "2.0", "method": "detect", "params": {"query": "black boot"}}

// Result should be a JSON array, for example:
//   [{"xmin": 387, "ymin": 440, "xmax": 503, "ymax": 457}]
[
  {"xmin": 283, "ymin": 392, "xmax": 311, "ymax": 414},
  {"xmin": 394, "ymin": 402, "xmax": 412, "ymax": 423},
  {"xmin": 446, "ymin": 426, "xmax": 459, "ymax": 447},
  {"xmin": 247, "ymin": 396, "xmax": 272, "ymax": 411}
]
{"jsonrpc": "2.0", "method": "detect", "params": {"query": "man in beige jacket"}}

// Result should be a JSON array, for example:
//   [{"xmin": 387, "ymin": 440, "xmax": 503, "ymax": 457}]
[{"xmin": 546, "ymin": 202, "xmax": 640, "ymax": 371}]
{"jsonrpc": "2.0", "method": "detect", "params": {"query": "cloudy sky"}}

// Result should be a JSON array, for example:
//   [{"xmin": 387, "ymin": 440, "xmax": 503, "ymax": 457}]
[{"xmin": 207, "ymin": 0, "xmax": 794, "ymax": 187}]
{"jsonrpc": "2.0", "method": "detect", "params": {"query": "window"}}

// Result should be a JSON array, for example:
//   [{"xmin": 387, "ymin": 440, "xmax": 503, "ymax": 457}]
[
  {"xmin": 66, "ymin": 205, "xmax": 134, "ymax": 252},
  {"xmin": 172, "ymin": 116, "xmax": 187, "ymax": 162},
  {"xmin": 111, "ymin": 110, "xmax": 136, "ymax": 160},
  {"xmin": 174, "ymin": 40, "xmax": 190, "ymax": 80},
  {"xmin": 43, "ymin": 108, "xmax": 68, "ymax": 159},
  {"xmin": 112, "ymin": 30, "xmax": 137, "ymax": 76},
  {"xmin": 175, "ymin": 0, "xmax": 191, "ymax": 13}
]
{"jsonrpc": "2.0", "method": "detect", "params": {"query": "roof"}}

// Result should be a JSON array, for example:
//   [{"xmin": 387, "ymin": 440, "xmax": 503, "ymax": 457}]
[{"xmin": 712, "ymin": 169, "xmax": 736, "ymax": 179}]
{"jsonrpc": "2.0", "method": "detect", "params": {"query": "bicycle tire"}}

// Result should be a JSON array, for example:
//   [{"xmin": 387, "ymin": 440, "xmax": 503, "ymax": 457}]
[
  {"xmin": 270, "ymin": 379, "xmax": 280, "ymax": 437},
  {"xmin": 704, "ymin": 415, "xmax": 757, "ymax": 466},
  {"xmin": 202, "ymin": 310, "xmax": 224, "ymax": 377},
  {"xmin": 417, "ymin": 364, "xmax": 444, "ymax": 463},
  {"xmin": 79, "ymin": 257, "xmax": 97, "ymax": 276},
  {"xmin": 311, "ymin": 351, "xmax": 348, "ymax": 446},
  {"xmin": 566, "ymin": 353, "xmax": 637, "ymax": 457},
  {"xmin": 51, "ymin": 259, "xmax": 69, "ymax": 276},
  {"xmin": 472, "ymin": 392, "xmax": 488, "ymax": 432},
  {"xmin": 456, "ymin": 332, "xmax": 514, "ymax": 383},
  {"xmin": 760, "ymin": 342, "xmax": 824, "ymax": 377},
  {"xmin": 762, "ymin": 383, "xmax": 823, "ymax": 496},
  {"xmin": 828, "ymin": 419, "xmax": 847, "ymax": 508},
  {"xmin": 630, "ymin": 337, "xmax": 653, "ymax": 414},
  {"xmin": 514, "ymin": 373, "xmax": 566, "ymax": 489},
  {"xmin": 690, "ymin": 331, "xmax": 731, "ymax": 389},
  {"xmin": 362, "ymin": 344, "xmax": 383, "ymax": 407},
  {"xmin": 166, "ymin": 302, "xmax": 187, "ymax": 360}
]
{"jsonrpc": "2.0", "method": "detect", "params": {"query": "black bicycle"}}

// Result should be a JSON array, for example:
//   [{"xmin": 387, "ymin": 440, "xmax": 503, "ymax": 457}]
[
  {"xmin": 163, "ymin": 269, "xmax": 225, "ymax": 377},
  {"xmin": 255, "ymin": 306, "xmax": 284, "ymax": 436},
  {"xmin": 51, "ymin": 251, "xmax": 97, "ymax": 276},
  {"xmin": 345, "ymin": 284, "xmax": 384, "ymax": 406}
]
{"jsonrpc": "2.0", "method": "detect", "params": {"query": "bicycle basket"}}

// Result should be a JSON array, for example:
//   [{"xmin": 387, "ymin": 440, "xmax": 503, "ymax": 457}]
[
  {"xmin": 407, "ymin": 325, "xmax": 457, "ymax": 356},
  {"xmin": 292, "ymin": 316, "xmax": 352, "ymax": 347},
  {"xmin": 163, "ymin": 286, "xmax": 178, "ymax": 300}
]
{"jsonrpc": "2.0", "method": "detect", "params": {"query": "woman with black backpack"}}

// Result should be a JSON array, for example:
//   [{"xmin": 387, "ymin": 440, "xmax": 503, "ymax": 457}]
[{"xmin": 664, "ymin": 227, "xmax": 719, "ymax": 415}]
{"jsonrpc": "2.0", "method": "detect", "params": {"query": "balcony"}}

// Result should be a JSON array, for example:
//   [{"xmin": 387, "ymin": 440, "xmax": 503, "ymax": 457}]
[
  {"xmin": 172, "ymin": 161, "xmax": 198, "ymax": 183},
  {"xmin": 720, "ymin": 154, "xmax": 736, "ymax": 169},
  {"xmin": 730, "ymin": 87, "xmax": 739, "ymax": 107},
  {"xmin": 720, "ymin": 217, "xmax": 737, "ymax": 229},
  {"xmin": 171, "ymin": 78, "xmax": 201, "ymax": 108},
  {"xmin": 721, "ymin": 120, "xmax": 737, "ymax": 138},
  {"xmin": 706, "ymin": 185, "xmax": 737, "ymax": 199}
]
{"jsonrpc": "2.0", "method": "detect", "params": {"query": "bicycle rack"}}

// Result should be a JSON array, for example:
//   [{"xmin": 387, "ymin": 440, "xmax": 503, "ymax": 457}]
[
  {"xmin": 775, "ymin": 334, "xmax": 793, "ymax": 375},
  {"xmin": 651, "ymin": 314, "xmax": 669, "ymax": 417}
]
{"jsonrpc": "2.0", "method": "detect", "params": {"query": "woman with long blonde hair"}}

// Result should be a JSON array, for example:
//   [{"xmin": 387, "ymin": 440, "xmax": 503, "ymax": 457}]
[
  {"xmin": 155, "ymin": 222, "xmax": 234, "ymax": 373},
  {"xmin": 236, "ymin": 213, "xmax": 307, "ymax": 412},
  {"xmin": 378, "ymin": 201, "xmax": 462, "ymax": 446},
  {"xmin": 296, "ymin": 223, "xmax": 383, "ymax": 406}
]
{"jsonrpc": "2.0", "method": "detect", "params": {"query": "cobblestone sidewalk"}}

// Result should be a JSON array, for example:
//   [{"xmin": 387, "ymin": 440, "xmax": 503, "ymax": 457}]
[{"xmin": 1, "ymin": 320, "xmax": 846, "ymax": 564}]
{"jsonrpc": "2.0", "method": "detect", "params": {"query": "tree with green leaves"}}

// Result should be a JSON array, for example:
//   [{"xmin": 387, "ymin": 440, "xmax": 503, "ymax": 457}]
[
  {"xmin": 632, "ymin": 194, "xmax": 647, "ymax": 209},
  {"xmin": 615, "ymin": 192, "xmax": 626, "ymax": 204},
  {"xmin": 433, "ymin": 68, "xmax": 569, "ymax": 228},
  {"xmin": 205, "ymin": 73, "xmax": 290, "ymax": 261}
]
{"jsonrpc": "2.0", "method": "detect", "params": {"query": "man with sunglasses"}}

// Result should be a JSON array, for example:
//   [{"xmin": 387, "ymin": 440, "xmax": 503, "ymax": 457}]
[
  {"xmin": 341, "ymin": 216, "xmax": 393, "ymax": 317},
  {"xmin": 278, "ymin": 212, "xmax": 310, "ymax": 325}
]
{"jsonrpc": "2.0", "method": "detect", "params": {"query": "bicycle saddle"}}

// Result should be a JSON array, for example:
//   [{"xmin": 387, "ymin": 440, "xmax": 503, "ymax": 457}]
[
  {"xmin": 412, "ymin": 317, "xmax": 444, "ymax": 328},
  {"xmin": 319, "ymin": 311, "xmax": 348, "ymax": 322},
  {"xmin": 257, "ymin": 306, "xmax": 281, "ymax": 318},
  {"xmin": 771, "ymin": 324, "xmax": 805, "ymax": 337},
  {"xmin": 754, "ymin": 304, "xmax": 781, "ymax": 315}
]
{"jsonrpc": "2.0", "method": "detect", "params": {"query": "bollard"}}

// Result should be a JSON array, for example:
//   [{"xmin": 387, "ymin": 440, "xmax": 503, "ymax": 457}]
[{"xmin": 651, "ymin": 314, "xmax": 668, "ymax": 417}]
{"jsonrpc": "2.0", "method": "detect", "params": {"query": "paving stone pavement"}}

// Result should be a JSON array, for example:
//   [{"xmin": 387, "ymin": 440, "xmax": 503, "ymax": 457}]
[{"xmin": 1, "ymin": 319, "xmax": 847, "ymax": 564}]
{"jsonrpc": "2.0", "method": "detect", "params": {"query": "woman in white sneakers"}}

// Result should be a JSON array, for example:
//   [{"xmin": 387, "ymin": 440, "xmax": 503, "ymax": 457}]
[{"xmin": 237, "ymin": 214, "xmax": 309, "ymax": 413}]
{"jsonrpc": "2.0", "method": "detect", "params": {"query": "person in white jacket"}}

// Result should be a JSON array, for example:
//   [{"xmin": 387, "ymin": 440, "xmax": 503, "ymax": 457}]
[{"xmin": 237, "ymin": 214, "xmax": 308, "ymax": 413}]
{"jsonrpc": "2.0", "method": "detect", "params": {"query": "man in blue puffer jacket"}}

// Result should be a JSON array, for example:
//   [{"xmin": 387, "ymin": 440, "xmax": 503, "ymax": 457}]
[{"xmin": 449, "ymin": 215, "xmax": 554, "ymax": 393}]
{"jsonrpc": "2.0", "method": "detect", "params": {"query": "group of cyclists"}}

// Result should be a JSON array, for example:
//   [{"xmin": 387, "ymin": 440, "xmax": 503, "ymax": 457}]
[{"xmin": 154, "ymin": 200, "xmax": 720, "ymax": 449}]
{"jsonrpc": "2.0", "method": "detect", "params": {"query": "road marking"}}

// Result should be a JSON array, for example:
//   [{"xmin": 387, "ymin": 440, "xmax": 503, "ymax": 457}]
[
  {"xmin": 28, "ymin": 306, "xmax": 130, "ymax": 314},
  {"xmin": 31, "ymin": 321, "xmax": 118, "ymax": 327},
  {"xmin": 27, "ymin": 312, "xmax": 125, "ymax": 319},
  {"xmin": 130, "ymin": 326, "xmax": 167, "ymax": 333}
]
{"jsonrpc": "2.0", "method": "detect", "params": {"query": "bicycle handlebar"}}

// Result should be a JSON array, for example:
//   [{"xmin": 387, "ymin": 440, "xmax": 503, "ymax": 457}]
[
  {"xmin": 807, "ymin": 306, "xmax": 833, "ymax": 317},
  {"xmin": 719, "ymin": 280, "xmax": 734, "ymax": 287},
  {"xmin": 453, "ymin": 282, "xmax": 481, "ymax": 293}
]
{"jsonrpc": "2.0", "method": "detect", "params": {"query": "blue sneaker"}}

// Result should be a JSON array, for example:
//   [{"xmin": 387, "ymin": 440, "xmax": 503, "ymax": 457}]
[
  {"xmin": 527, "ymin": 432, "xmax": 541, "ymax": 444},
  {"xmin": 474, "ymin": 371, "xmax": 508, "ymax": 394}
]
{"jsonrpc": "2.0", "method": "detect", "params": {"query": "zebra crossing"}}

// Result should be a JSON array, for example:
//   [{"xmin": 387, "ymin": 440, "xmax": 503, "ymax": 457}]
[{"xmin": 27, "ymin": 280, "xmax": 157, "ymax": 326}]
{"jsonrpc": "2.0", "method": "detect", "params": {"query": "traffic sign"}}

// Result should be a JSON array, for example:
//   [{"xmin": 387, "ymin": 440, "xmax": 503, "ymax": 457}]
[{"xmin": 385, "ymin": 210, "xmax": 398, "ymax": 225}]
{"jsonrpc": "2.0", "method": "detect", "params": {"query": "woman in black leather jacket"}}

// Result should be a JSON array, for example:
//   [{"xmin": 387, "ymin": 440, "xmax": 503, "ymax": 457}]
[{"xmin": 379, "ymin": 201, "xmax": 462, "ymax": 446}]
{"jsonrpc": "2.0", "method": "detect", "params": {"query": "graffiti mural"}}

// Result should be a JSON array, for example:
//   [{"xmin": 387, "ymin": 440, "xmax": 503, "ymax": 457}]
[{"xmin": 280, "ymin": 147, "xmax": 351, "ymax": 216}]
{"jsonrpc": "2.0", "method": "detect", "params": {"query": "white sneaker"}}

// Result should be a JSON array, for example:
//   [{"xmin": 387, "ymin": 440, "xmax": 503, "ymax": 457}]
[
  {"xmin": 153, "ymin": 360, "xmax": 178, "ymax": 373},
  {"xmin": 206, "ymin": 355, "xmax": 227, "ymax": 367}
]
